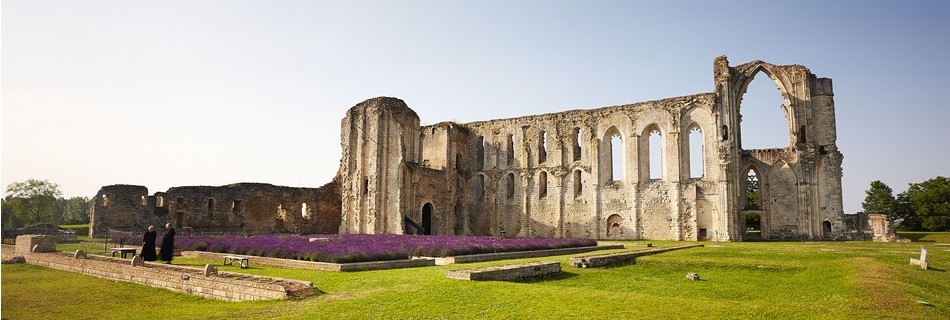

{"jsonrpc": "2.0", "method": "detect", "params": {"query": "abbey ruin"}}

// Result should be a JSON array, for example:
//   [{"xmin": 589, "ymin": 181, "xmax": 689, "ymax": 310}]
[{"xmin": 340, "ymin": 56, "xmax": 846, "ymax": 241}]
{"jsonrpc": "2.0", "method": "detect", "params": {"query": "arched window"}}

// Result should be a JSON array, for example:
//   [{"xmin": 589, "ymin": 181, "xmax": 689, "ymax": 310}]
[
  {"xmin": 740, "ymin": 71, "xmax": 790, "ymax": 149},
  {"xmin": 572, "ymin": 128, "xmax": 581, "ymax": 162},
  {"xmin": 301, "ymin": 203, "xmax": 309, "ymax": 218},
  {"xmin": 539, "ymin": 171, "xmax": 548, "ymax": 198},
  {"xmin": 506, "ymin": 134, "xmax": 514, "ymax": 166},
  {"xmin": 573, "ymin": 170, "xmax": 583, "ymax": 197},
  {"xmin": 538, "ymin": 131, "xmax": 548, "ymax": 164},
  {"xmin": 689, "ymin": 127, "xmax": 704, "ymax": 178},
  {"xmin": 649, "ymin": 129, "xmax": 663, "ymax": 179},
  {"xmin": 611, "ymin": 133, "xmax": 623, "ymax": 181},
  {"xmin": 476, "ymin": 136, "xmax": 485, "ymax": 170},
  {"xmin": 745, "ymin": 169, "xmax": 761, "ymax": 209}
]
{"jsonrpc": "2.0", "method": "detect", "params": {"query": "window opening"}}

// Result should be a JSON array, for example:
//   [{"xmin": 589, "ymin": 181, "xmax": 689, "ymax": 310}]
[
  {"xmin": 649, "ymin": 129, "xmax": 662, "ymax": 179},
  {"xmin": 538, "ymin": 131, "xmax": 548, "ymax": 164},
  {"xmin": 539, "ymin": 171, "xmax": 548, "ymax": 198},
  {"xmin": 745, "ymin": 169, "xmax": 760, "ymax": 209},
  {"xmin": 610, "ymin": 132, "xmax": 623, "ymax": 181},
  {"xmin": 573, "ymin": 170, "xmax": 583, "ymax": 197},
  {"xmin": 506, "ymin": 134, "xmax": 514, "ymax": 166},
  {"xmin": 689, "ymin": 127, "xmax": 704, "ymax": 178},
  {"xmin": 740, "ymin": 72, "xmax": 789, "ymax": 149},
  {"xmin": 573, "ymin": 128, "xmax": 582, "ymax": 162},
  {"xmin": 506, "ymin": 173, "xmax": 515, "ymax": 200}
]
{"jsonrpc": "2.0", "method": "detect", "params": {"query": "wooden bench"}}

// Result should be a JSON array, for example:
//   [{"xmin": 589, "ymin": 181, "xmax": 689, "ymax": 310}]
[
  {"xmin": 224, "ymin": 255, "xmax": 250, "ymax": 269},
  {"xmin": 111, "ymin": 247, "xmax": 137, "ymax": 259}
]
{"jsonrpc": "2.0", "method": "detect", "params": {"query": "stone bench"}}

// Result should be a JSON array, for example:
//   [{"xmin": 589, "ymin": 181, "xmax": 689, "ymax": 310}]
[
  {"xmin": 571, "ymin": 244, "xmax": 703, "ymax": 268},
  {"xmin": 446, "ymin": 261, "xmax": 560, "ymax": 281},
  {"xmin": 224, "ymin": 255, "xmax": 251, "ymax": 269}
]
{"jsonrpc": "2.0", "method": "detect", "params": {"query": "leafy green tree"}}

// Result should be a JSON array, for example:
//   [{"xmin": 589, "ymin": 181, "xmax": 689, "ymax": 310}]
[
  {"xmin": 4, "ymin": 179, "xmax": 65, "ymax": 226},
  {"xmin": 892, "ymin": 191, "xmax": 920, "ymax": 230},
  {"xmin": 906, "ymin": 176, "xmax": 950, "ymax": 231},
  {"xmin": 60, "ymin": 196, "xmax": 91, "ymax": 224},
  {"xmin": 862, "ymin": 180, "xmax": 896, "ymax": 214}
]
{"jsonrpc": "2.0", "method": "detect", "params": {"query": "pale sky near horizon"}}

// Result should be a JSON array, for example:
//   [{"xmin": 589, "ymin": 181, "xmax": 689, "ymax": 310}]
[{"xmin": 2, "ymin": 0, "xmax": 948, "ymax": 215}]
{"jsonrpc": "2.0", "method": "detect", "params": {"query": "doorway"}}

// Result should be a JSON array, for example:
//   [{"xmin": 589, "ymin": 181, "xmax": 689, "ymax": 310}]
[{"xmin": 421, "ymin": 203, "xmax": 433, "ymax": 235}]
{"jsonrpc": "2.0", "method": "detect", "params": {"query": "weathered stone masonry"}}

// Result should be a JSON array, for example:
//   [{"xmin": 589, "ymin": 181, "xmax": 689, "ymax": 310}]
[
  {"xmin": 340, "ymin": 56, "xmax": 847, "ymax": 241},
  {"xmin": 89, "ymin": 182, "xmax": 340, "ymax": 238}
]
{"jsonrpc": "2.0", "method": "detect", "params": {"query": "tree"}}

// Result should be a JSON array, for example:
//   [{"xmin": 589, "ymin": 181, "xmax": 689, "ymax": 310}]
[
  {"xmin": 862, "ymin": 180, "xmax": 896, "ymax": 214},
  {"xmin": 60, "ymin": 196, "xmax": 91, "ymax": 224},
  {"xmin": 892, "ymin": 191, "xmax": 920, "ymax": 230},
  {"xmin": 906, "ymin": 176, "xmax": 950, "ymax": 231},
  {"xmin": 4, "ymin": 179, "xmax": 65, "ymax": 226}
]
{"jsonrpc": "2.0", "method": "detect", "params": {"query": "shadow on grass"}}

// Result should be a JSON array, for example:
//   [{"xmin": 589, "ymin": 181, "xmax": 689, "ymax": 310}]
[
  {"xmin": 513, "ymin": 271, "xmax": 580, "ymax": 283},
  {"xmin": 897, "ymin": 232, "xmax": 935, "ymax": 242}
]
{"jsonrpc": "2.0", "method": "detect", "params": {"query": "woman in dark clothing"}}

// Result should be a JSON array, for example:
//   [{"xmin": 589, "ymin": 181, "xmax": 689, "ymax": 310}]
[
  {"xmin": 141, "ymin": 225, "xmax": 157, "ymax": 261},
  {"xmin": 159, "ymin": 223, "xmax": 176, "ymax": 263}
]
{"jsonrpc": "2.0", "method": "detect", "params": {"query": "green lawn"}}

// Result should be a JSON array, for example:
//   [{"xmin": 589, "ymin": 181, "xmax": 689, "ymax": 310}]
[{"xmin": 3, "ymin": 238, "xmax": 948, "ymax": 320}]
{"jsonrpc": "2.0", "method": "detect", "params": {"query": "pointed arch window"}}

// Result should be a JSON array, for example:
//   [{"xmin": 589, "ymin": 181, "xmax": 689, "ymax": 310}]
[
  {"xmin": 539, "ymin": 171, "xmax": 548, "ymax": 198},
  {"xmin": 649, "ymin": 129, "xmax": 663, "ymax": 179},
  {"xmin": 538, "ymin": 131, "xmax": 548, "ymax": 164},
  {"xmin": 745, "ymin": 169, "xmax": 761, "ymax": 210},
  {"xmin": 689, "ymin": 126, "xmax": 704, "ymax": 178}
]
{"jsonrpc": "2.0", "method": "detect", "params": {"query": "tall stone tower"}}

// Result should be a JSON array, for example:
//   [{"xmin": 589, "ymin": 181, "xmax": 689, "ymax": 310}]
[{"xmin": 339, "ymin": 97, "xmax": 421, "ymax": 234}]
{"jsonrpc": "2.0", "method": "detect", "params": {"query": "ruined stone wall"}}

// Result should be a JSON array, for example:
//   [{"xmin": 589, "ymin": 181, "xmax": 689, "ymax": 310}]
[
  {"xmin": 89, "ymin": 183, "xmax": 338, "ymax": 237},
  {"xmin": 340, "ymin": 56, "xmax": 848, "ymax": 241}
]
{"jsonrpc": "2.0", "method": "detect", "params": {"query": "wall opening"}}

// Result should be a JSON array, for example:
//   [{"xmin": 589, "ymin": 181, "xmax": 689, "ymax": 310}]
[
  {"xmin": 155, "ymin": 196, "xmax": 164, "ymax": 208},
  {"xmin": 207, "ymin": 198, "xmax": 214, "ymax": 211},
  {"xmin": 649, "ymin": 129, "xmax": 663, "ymax": 179},
  {"xmin": 745, "ymin": 169, "xmax": 761, "ymax": 210},
  {"xmin": 798, "ymin": 125, "xmax": 807, "ymax": 144},
  {"xmin": 604, "ymin": 127, "xmax": 623, "ymax": 182},
  {"xmin": 745, "ymin": 212, "xmax": 761, "ymax": 239},
  {"xmin": 573, "ymin": 128, "xmax": 581, "ymax": 162},
  {"xmin": 421, "ymin": 203, "xmax": 433, "ymax": 235},
  {"xmin": 539, "ymin": 171, "xmax": 548, "ymax": 198},
  {"xmin": 506, "ymin": 173, "xmax": 515, "ymax": 200},
  {"xmin": 232, "ymin": 200, "xmax": 243, "ymax": 213},
  {"xmin": 573, "ymin": 170, "xmax": 583, "ymax": 197},
  {"xmin": 363, "ymin": 178, "xmax": 369, "ymax": 195},
  {"xmin": 698, "ymin": 228, "xmax": 708, "ymax": 240},
  {"xmin": 101, "ymin": 194, "xmax": 110, "ymax": 207},
  {"xmin": 606, "ymin": 214, "xmax": 622, "ymax": 237},
  {"xmin": 301, "ymin": 203, "xmax": 309, "ymax": 218},
  {"xmin": 476, "ymin": 136, "xmax": 485, "ymax": 170},
  {"xmin": 721, "ymin": 125, "xmax": 728, "ymax": 141},
  {"xmin": 175, "ymin": 212, "xmax": 185, "ymax": 228},
  {"xmin": 538, "ymin": 131, "xmax": 548, "ymax": 164},
  {"xmin": 822, "ymin": 221, "xmax": 832, "ymax": 239},
  {"xmin": 689, "ymin": 126, "xmax": 704, "ymax": 178},
  {"xmin": 141, "ymin": 196, "xmax": 147, "ymax": 206},
  {"xmin": 506, "ymin": 134, "xmax": 514, "ymax": 166},
  {"xmin": 456, "ymin": 153, "xmax": 462, "ymax": 173},
  {"xmin": 740, "ymin": 71, "xmax": 790, "ymax": 149}
]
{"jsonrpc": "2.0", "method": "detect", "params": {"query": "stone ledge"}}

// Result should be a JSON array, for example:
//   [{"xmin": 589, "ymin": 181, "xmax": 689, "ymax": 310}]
[
  {"xmin": 11, "ymin": 246, "xmax": 314, "ymax": 301},
  {"xmin": 182, "ymin": 250, "xmax": 435, "ymax": 272},
  {"xmin": 428, "ymin": 244, "xmax": 624, "ymax": 265},
  {"xmin": 446, "ymin": 261, "xmax": 561, "ymax": 281},
  {"xmin": 570, "ymin": 244, "xmax": 704, "ymax": 268}
]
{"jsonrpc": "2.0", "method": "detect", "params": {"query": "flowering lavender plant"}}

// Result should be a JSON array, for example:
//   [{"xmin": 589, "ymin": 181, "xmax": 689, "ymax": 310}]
[{"xmin": 177, "ymin": 234, "xmax": 596, "ymax": 263}]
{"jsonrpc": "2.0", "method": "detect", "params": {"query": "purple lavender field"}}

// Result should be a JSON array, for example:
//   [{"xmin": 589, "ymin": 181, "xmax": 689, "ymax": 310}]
[{"xmin": 176, "ymin": 234, "xmax": 597, "ymax": 263}]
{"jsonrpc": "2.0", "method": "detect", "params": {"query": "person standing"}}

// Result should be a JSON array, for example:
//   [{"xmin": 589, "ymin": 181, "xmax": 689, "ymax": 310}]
[
  {"xmin": 159, "ymin": 223, "xmax": 176, "ymax": 263},
  {"xmin": 141, "ymin": 225, "xmax": 157, "ymax": 261}
]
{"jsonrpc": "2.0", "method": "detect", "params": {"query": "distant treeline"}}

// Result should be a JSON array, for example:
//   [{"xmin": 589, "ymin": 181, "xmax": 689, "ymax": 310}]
[
  {"xmin": 863, "ymin": 176, "xmax": 950, "ymax": 231},
  {"xmin": 1, "ymin": 179, "xmax": 90, "ymax": 229}
]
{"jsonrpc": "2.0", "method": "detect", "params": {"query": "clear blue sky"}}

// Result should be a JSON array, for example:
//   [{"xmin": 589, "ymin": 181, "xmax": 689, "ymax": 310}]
[{"xmin": 3, "ymin": 0, "xmax": 948, "ymax": 215}]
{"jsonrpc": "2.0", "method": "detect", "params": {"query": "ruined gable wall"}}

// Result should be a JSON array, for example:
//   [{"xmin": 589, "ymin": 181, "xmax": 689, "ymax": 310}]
[{"xmin": 90, "ymin": 183, "xmax": 334, "ymax": 237}]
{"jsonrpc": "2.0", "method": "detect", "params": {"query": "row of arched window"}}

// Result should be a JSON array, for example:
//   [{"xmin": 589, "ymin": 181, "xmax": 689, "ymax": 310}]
[{"xmin": 470, "ymin": 169, "xmax": 586, "ymax": 202}]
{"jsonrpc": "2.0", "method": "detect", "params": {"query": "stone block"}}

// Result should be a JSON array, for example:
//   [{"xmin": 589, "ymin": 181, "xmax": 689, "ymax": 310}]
[{"xmin": 15, "ymin": 235, "xmax": 56, "ymax": 255}]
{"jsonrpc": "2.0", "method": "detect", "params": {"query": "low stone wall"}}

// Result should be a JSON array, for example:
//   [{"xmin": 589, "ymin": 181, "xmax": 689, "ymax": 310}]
[
  {"xmin": 446, "ymin": 261, "xmax": 561, "ymax": 281},
  {"xmin": 182, "ymin": 250, "xmax": 435, "ymax": 272},
  {"xmin": 570, "ymin": 244, "xmax": 704, "ymax": 268},
  {"xmin": 430, "ymin": 244, "xmax": 625, "ymax": 265},
  {"xmin": 1, "ymin": 244, "xmax": 16, "ymax": 260},
  {"xmin": 3, "ymin": 239, "xmax": 313, "ymax": 301}
]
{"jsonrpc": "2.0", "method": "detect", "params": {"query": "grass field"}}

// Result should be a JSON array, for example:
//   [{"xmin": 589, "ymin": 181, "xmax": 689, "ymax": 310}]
[{"xmin": 3, "ymin": 235, "xmax": 949, "ymax": 319}]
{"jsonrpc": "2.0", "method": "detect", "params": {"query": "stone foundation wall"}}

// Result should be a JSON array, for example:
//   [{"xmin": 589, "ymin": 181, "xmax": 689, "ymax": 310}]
[
  {"xmin": 570, "ymin": 244, "xmax": 704, "ymax": 268},
  {"xmin": 182, "ymin": 250, "xmax": 435, "ymax": 272},
  {"xmin": 446, "ymin": 261, "xmax": 561, "ymax": 281}
]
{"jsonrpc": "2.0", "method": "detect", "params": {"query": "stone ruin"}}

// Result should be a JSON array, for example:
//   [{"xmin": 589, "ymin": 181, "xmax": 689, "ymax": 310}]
[
  {"xmin": 339, "ymin": 56, "xmax": 849, "ymax": 241},
  {"xmin": 88, "ymin": 182, "xmax": 340, "ymax": 238}
]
